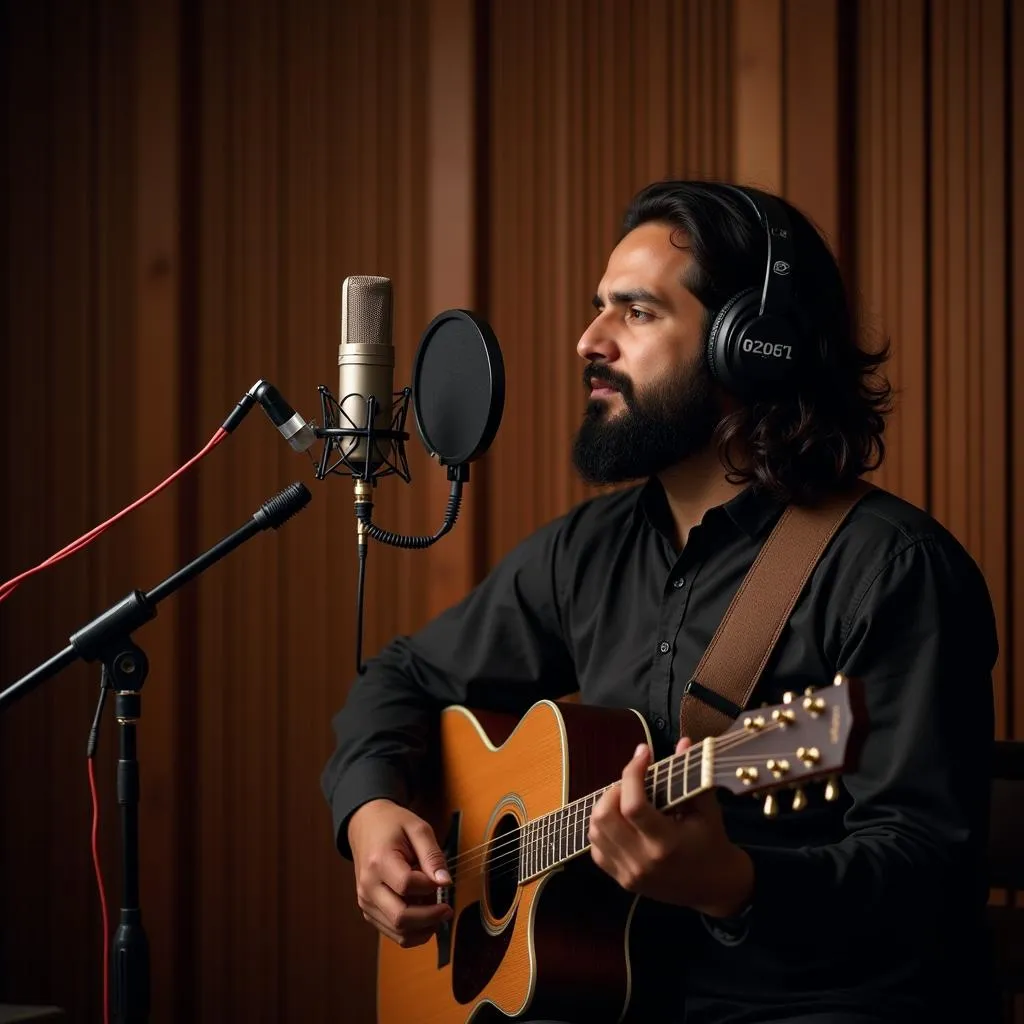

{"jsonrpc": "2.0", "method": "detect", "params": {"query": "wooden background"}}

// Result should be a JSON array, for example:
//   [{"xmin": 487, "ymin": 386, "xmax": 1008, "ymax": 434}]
[{"xmin": 1, "ymin": 0, "xmax": 1021, "ymax": 1021}]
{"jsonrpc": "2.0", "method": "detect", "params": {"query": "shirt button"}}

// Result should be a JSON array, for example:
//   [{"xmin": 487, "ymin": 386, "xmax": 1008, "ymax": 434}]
[
  {"xmin": 655, "ymin": 717, "xmax": 666, "ymax": 731},
  {"xmin": 673, "ymin": 578, "xmax": 686, "ymax": 589},
  {"xmin": 658, "ymin": 641, "xmax": 672, "ymax": 655}
]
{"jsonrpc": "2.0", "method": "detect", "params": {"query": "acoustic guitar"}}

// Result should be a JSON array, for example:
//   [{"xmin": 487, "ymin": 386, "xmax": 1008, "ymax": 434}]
[{"xmin": 376, "ymin": 675, "xmax": 863, "ymax": 1024}]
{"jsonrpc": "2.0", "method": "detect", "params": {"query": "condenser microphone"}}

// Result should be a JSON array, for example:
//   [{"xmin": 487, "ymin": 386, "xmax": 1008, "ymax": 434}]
[{"xmin": 338, "ymin": 275, "xmax": 395, "ymax": 474}]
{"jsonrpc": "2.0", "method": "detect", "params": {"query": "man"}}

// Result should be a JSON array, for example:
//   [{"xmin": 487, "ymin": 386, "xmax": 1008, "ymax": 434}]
[{"xmin": 321, "ymin": 180, "xmax": 998, "ymax": 1023}]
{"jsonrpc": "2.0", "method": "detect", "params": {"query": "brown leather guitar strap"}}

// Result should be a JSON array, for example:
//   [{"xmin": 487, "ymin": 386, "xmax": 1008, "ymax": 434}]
[{"xmin": 678, "ymin": 480, "xmax": 873, "ymax": 743}]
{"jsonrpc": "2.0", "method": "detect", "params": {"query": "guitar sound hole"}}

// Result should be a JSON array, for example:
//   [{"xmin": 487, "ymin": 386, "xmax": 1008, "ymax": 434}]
[{"xmin": 485, "ymin": 812, "xmax": 520, "ymax": 920}]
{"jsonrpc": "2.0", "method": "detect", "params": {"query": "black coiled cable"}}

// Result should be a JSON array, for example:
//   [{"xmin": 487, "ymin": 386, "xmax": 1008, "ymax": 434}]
[{"xmin": 354, "ymin": 481, "xmax": 463, "ymax": 549}]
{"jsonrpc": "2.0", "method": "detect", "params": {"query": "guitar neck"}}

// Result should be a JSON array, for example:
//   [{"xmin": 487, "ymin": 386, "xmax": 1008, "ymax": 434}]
[
  {"xmin": 517, "ymin": 739, "xmax": 714, "ymax": 883},
  {"xmin": 514, "ymin": 682, "xmax": 854, "ymax": 883}
]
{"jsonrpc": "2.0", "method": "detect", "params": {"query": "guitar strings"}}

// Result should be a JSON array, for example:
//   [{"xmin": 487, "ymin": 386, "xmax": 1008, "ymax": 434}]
[
  {"xmin": 446, "ymin": 747, "xmax": 813, "ymax": 886},
  {"xmin": 441, "ymin": 721, "xmax": 814, "ymax": 883},
  {"xmin": 441, "ymin": 724, "xmax": 787, "ymax": 879},
  {"xmin": 439, "ymin": 727, "xmax": 756, "ymax": 877},
  {"xmin": 446, "ymin": 744, "xmax": 827, "ymax": 889}
]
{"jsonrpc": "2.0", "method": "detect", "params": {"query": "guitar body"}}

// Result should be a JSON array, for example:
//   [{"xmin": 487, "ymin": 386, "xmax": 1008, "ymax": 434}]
[{"xmin": 377, "ymin": 699, "xmax": 652, "ymax": 1024}]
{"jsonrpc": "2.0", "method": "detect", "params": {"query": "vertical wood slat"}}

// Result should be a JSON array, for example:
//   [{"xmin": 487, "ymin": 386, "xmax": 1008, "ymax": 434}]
[
  {"xmin": 279, "ymin": 1, "xmax": 320, "ymax": 1016},
  {"xmin": 854, "ymin": 0, "xmax": 929, "ymax": 509},
  {"xmin": 424, "ymin": 0, "xmax": 484, "ymax": 615},
  {"xmin": 553, "ymin": 0, "xmax": 573, "ymax": 517},
  {"xmin": 977, "ymin": 0, "xmax": 1009, "ymax": 738},
  {"xmin": 897, "ymin": 0, "xmax": 929, "ymax": 509},
  {"xmin": 783, "ymin": 0, "xmax": 842, "ymax": 248},
  {"xmin": 933, "ymin": 0, "xmax": 969, "ymax": 540},
  {"xmin": 930, "ymin": 0, "xmax": 951, "ymax": 537},
  {"xmin": 1015, "ymin": 0, "xmax": 1024, "ymax": 743},
  {"xmin": 195, "ymin": 0, "xmax": 229, "ymax": 1015},
  {"xmin": 134, "ymin": 0, "xmax": 184, "ymax": 1016},
  {"xmin": 733, "ymin": 0, "xmax": 783, "ymax": 192},
  {"xmin": 929, "ymin": 0, "xmax": 1010, "ymax": 735},
  {"xmin": 49, "ymin": 0, "xmax": 104, "ymax": 1010},
  {"xmin": 1, "ymin": 2, "xmax": 89, "ymax": 1011}
]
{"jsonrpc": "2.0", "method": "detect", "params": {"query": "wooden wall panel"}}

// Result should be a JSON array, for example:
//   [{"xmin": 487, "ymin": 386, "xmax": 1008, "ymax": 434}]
[
  {"xmin": 929, "ymin": 0, "xmax": 1010, "ymax": 736},
  {"xmin": 0, "ymin": 0, "xmax": 185, "ymax": 1017},
  {"xmin": 191, "ymin": 2, "xmax": 436, "ymax": 1022},
  {"xmin": 1015, "ymin": 0, "xmax": 1024, "ymax": 744},
  {"xmin": 854, "ymin": 0, "xmax": 929, "ymax": 509},
  {"xmin": 3, "ymin": 2, "xmax": 1024, "ymax": 1023},
  {"xmin": 485, "ymin": 0, "xmax": 735, "ymax": 566},
  {"xmin": 0, "ymin": 1, "xmax": 101, "ymax": 1009}
]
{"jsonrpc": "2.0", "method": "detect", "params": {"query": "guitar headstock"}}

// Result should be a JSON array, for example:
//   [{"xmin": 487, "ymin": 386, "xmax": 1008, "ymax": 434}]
[{"xmin": 715, "ymin": 673, "xmax": 865, "ymax": 816}]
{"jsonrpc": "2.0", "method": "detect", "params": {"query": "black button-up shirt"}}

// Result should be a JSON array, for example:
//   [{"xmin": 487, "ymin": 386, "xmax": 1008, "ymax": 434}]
[{"xmin": 322, "ymin": 481, "xmax": 997, "ymax": 1022}]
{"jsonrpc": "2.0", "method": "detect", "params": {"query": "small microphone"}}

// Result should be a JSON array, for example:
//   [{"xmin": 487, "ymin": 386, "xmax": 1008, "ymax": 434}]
[
  {"xmin": 338, "ymin": 275, "xmax": 395, "ymax": 474},
  {"xmin": 250, "ymin": 380, "xmax": 316, "ymax": 453}
]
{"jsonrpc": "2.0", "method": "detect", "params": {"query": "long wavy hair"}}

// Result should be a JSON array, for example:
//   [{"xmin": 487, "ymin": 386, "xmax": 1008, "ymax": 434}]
[{"xmin": 622, "ymin": 180, "xmax": 894, "ymax": 506}]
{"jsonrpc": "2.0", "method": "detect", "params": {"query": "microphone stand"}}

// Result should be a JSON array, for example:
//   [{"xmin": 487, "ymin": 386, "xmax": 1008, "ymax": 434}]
[{"xmin": 0, "ymin": 481, "xmax": 312, "ymax": 1024}]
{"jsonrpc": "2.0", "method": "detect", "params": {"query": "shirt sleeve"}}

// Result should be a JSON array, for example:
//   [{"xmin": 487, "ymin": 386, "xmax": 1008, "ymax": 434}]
[
  {"xmin": 320, "ymin": 516, "xmax": 578, "ymax": 858},
  {"xmin": 740, "ymin": 534, "xmax": 997, "ymax": 952}
]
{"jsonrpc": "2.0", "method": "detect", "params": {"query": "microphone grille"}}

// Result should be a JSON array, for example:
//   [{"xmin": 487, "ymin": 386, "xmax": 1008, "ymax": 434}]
[{"xmin": 342, "ymin": 275, "xmax": 393, "ymax": 347}]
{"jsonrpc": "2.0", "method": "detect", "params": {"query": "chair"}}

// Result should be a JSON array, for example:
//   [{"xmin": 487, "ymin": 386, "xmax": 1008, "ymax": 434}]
[{"xmin": 988, "ymin": 739, "xmax": 1024, "ymax": 1018}]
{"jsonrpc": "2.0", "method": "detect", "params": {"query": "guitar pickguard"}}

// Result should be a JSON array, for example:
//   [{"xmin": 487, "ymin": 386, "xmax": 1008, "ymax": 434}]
[{"xmin": 435, "ymin": 811, "xmax": 461, "ymax": 970}]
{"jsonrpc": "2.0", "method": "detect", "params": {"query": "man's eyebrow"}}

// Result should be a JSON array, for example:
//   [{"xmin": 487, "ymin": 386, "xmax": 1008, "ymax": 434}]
[{"xmin": 592, "ymin": 288, "xmax": 670, "ymax": 309}]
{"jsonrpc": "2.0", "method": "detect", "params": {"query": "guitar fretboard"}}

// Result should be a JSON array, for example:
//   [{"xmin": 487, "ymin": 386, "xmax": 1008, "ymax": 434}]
[{"xmin": 516, "ymin": 743, "xmax": 711, "ymax": 882}]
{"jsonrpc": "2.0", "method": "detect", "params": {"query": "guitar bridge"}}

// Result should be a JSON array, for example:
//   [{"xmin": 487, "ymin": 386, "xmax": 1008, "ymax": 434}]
[{"xmin": 435, "ymin": 811, "xmax": 460, "ymax": 970}]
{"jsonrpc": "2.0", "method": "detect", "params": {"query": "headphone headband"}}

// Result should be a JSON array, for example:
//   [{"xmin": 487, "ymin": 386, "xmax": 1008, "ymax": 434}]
[{"xmin": 719, "ymin": 185, "xmax": 795, "ymax": 319}]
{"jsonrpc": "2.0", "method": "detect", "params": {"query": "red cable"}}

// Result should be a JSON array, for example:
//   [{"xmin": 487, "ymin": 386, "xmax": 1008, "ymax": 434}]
[
  {"xmin": 88, "ymin": 756, "xmax": 111, "ymax": 1024},
  {"xmin": 0, "ymin": 427, "xmax": 228, "ymax": 603}
]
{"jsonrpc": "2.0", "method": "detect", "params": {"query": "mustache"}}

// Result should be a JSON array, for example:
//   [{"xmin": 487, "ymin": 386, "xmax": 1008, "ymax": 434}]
[{"xmin": 583, "ymin": 364, "xmax": 633, "ymax": 395}]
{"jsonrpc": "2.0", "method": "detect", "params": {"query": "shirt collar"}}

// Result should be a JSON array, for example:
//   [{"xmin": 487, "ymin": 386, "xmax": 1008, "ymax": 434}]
[{"xmin": 632, "ymin": 477, "xmax": 785, "ymax": 540}]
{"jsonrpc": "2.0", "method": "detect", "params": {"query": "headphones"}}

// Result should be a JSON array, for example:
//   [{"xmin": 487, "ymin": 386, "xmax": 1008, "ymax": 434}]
[{"xmin": 704, "ymin": 185, "xmax": 802, "ymax": 398}]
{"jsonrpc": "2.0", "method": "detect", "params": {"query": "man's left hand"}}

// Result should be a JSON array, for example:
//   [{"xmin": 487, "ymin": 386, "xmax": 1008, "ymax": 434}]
[{"xmin": 588, "ymin": 737, "xmax": 754, "ymax": 918}]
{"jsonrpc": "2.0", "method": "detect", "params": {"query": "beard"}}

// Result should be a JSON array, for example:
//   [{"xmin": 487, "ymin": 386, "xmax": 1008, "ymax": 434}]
[{"xmin": 571, "ymin": 353, "xmax": 722, "ymax": 486}]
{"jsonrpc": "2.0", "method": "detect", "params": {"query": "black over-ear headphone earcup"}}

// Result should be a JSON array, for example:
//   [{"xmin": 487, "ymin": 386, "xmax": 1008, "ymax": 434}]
[
  {"xmin": 705, "ymin": 288, "xmax": 760, "ymax": 395},
  {"xmin": 706, "ymin": 287, "xmax": 802, "ymax": 398}
]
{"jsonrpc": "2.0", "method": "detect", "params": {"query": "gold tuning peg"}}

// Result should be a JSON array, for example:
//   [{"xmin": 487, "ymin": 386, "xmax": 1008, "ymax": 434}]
[
  {"xmin": 762, "ymin": 793, "xmax": 778, "ymax": 818},
  {"xmin": 791, "ymin": 787, "xmax": 807, "ymax": 812},
  {"xmin": 824, "ymin": 775, "xmax": 840, "ymax": 802},
  {"xmin": 833, "ymin": 672, "xmax": 847, "ymax": 686},
  {"xmin": 782, "ymin": 691, "xmax": 796, "ymax": 704}
]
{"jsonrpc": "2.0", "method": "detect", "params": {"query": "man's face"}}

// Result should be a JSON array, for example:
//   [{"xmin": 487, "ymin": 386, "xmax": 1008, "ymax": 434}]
[{"xmin": 571, "ymin": 222, "xmax": 722, "ymax": 485}]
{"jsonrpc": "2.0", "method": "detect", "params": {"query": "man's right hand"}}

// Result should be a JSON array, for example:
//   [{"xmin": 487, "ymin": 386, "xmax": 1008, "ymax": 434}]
[{"xmin": 347, "ymin": 798, "xmax": 454, "ymax": 948}]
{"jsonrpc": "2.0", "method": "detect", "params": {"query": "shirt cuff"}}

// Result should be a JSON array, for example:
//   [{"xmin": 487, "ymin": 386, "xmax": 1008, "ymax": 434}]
[
  {"xmin": 701, "ymin": 902, "xmax": 753, "ymax": 946},
  {"xmin": 328, "ymin": 758, "xmax": 410, "ymax": 859}
]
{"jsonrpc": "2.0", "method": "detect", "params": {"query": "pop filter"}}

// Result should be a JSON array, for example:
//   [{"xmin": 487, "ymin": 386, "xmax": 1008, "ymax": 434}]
[{"xmin": 411, "ymin": 309, "xmax": 505, "ymax": 466}]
